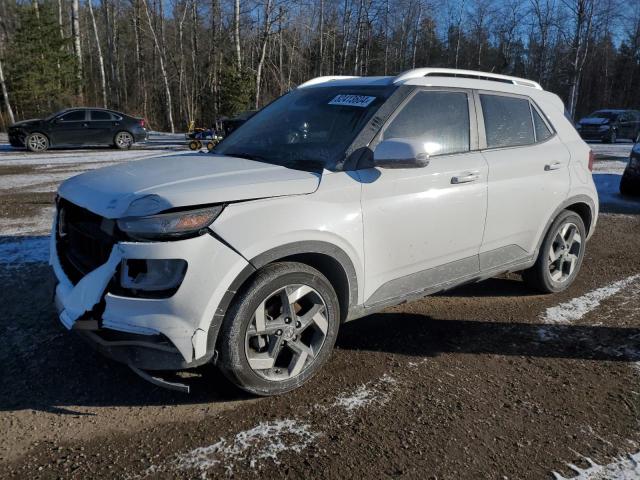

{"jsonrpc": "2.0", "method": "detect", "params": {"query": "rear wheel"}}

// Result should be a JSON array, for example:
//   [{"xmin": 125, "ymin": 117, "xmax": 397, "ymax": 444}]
[
  {"xmin": 25, "ymin": 132, "xmax": 49, "ymax": 152},
  {"xmin": 114, "ymin": 131, "xmax": 134, "ymax": 149},
  {"xmin": 522, "ymin": 210, "xmax": 586, "ymax": 293},
  {"xmin": 218, "ymin": 262, "xmax": 340, "ymax": 396}
]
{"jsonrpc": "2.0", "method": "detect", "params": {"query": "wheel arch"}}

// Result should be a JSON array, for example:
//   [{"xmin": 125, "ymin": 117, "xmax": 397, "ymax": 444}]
[
  {"xmin": 207, "ymin": 241, "xmax": 359, "ymax": 355},
  {"xmin": 535, "ymin": 195, "xmax": 596, "ymax": 258}
]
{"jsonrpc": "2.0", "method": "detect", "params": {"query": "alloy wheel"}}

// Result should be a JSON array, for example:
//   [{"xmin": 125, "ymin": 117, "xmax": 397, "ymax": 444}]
[
  {"xmin": 548, "ymin": 222, "xmax": 582, "ymax": 283},
  {"xmin": 115, "ymin": 132, "xmax": 133, "ymax": 148},
  {"xmin": 27, "ymin": 133, "xmax": 48, "ymax": 151},
  {"xmin": 245, "ymin": 284, "xmax": 329, "ymax": 381}
]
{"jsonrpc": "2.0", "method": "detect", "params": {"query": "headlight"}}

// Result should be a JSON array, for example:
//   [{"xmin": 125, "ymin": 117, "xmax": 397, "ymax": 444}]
[{"xmin": 117, "ymin": 206, "xmax": 224, "ymax": 240}]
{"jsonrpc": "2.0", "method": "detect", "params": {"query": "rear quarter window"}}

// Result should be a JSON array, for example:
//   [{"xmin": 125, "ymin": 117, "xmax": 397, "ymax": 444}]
[{"xmin": 481, "ymin": 94, "xmax": 534, "ymax": 148}]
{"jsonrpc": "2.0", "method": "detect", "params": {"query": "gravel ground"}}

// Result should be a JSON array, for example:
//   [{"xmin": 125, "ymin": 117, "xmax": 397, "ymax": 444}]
[{"xmin": 1, "ymin": 139, "xmax": 639, "ymax": 479}]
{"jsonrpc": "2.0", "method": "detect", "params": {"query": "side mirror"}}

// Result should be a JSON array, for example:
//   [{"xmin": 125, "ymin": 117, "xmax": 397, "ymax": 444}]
[{"xmin": 373, "ymin": 138, "xmax": 430, "ymax": 169}]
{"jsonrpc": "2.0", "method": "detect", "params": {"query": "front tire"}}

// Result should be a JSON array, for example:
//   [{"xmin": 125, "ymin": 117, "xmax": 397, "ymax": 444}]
[
  {"xmin": 522, "ymin": 210, "xmax": 586, "ymax": 293},
  {"xmin": 25, "ymin": 132, "xmax": 49, "ymax": 152},
  {"xmin": 114, "ymin": 131, "xmax": 134, "ymax": 149},
  {"xmin": 218, "ymin": 262, "xmax": 340, "ymax": 396}
]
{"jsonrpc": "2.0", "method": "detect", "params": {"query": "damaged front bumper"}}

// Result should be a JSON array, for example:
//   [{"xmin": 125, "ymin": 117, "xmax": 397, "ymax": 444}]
[{"xmin": 50, "ymin": 219, "xmax": 250, "ymax": 370}]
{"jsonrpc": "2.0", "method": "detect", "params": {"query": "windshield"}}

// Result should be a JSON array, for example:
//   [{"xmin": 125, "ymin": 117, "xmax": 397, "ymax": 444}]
[
  {"xmin": 214, "ymin": 86, "xmax": 392, "ymax": 171},
  {"xmin": 44, "ymin": 110, "xmax": 66, "ymax": 121},
  {"xmin": 587, "ymin": 111, "xmax": 619, "ymax": 120}
]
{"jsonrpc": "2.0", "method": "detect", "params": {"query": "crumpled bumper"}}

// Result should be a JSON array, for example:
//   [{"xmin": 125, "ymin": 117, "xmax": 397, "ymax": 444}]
[{"xmin": 50, "ymin": 220, "xmax": 250, "ymax": 367}]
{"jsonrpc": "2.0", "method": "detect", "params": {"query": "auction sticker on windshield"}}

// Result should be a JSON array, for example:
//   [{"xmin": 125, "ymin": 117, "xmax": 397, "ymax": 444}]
[{"xmin": 328, "ymin": 94, "xmax": 376, "ymax": 108}]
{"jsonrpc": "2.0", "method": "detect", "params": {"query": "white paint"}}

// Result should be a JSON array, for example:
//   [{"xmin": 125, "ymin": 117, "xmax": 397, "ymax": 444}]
[
  {"xmin": 541, "ymin": 274, "xmax": 640, "ymax": 324},
  {"xmin": 176, "ymin": 419, "xmax": 319, "ymax": 476},
  {"xmin": 552, "ymin": 452, "xmax": 640, "ymax": 479},
  {"xmin": 0, "ymin": 236, "xmax": 49, "ymax": 265}
]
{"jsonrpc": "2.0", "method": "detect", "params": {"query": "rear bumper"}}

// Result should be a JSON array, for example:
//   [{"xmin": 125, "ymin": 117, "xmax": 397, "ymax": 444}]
[{"xmin": 51, "ymin": 216, "xmax": 251, "ymax": 370}]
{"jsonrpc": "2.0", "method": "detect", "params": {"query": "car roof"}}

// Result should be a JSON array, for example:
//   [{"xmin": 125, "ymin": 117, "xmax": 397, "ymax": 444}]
[{"xmin": 297, "ymin": 68, "xmax": 564, "ymax": 113}]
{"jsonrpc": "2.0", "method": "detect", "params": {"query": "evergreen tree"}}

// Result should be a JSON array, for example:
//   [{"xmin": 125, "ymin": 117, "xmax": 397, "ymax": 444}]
[{"xmin": 6, "ymin": 3, "xmax": 78, "ymax": 118}]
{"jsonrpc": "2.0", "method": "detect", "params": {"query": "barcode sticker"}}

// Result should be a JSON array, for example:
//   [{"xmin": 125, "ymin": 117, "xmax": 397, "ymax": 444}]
[{"xmin": 328, "ymin": 94, "xmax": 376, "ymax": 108}]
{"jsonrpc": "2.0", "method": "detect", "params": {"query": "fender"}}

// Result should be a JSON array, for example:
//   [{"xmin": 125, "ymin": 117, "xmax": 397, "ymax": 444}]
[
  {"xmin": 534, "ymin": 194, "xmax": 597, "ymax": 259},
  {"xmin": 206, "ymin": 240, "xmax": 359, "ymax": 353}
]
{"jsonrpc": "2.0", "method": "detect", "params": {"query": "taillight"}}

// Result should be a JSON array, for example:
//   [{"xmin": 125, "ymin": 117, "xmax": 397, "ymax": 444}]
[
  {"xmin": 139, "ymin": 119, "xmax": 145, "ymax": 128},
  {"xmin": 588, "ymin": 150, "xmax": 595, "ymax": 172}
]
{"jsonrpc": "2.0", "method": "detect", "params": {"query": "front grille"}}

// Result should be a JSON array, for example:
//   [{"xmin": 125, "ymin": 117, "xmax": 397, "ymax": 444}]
[
  {"xmin": 56, "ymin": 199, "xmax": 117, "ymax": 284},
  {"xmin": 580, "ymin": 125, "xmax": 605, "ymax": 135}
]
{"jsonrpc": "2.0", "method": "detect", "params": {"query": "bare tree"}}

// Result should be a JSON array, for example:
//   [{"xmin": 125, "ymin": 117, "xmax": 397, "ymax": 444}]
[
  {"xmin": 71, "ymin": 0, "xmax": 83, "ymax": 100},
  {"xmin": 88, "ymin": 0, "xmax": 107, "ymax": 107},
  {"xmin": 255, "ymin": 0, "xmax": 275, "ymax": 109},
  {"xmin": 141, "ymin": 0, "xmax": 175, "ymax": 132},
  {"xmin": 0, "ymin": 57, "xmax": 14, "ymax": 124},
  {"xmin": 234, "ymin": 0, "xmax": 241, "ymax": 71},
  {"xmin": 563, "ymin": 0, "xmax": 597, "ymax": 119}
]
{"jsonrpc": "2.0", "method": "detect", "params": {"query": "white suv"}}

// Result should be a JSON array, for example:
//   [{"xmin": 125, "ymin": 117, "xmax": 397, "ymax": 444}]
[{"xmin": 51, "ymin": 68, "xmax": 598, "ymax": 395}]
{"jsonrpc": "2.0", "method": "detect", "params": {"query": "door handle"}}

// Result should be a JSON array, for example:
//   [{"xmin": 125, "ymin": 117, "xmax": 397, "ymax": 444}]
[
  {"xmin": 451, "ymin": 172, "xmax": 480, "ymax": 184},
  {"xmin": 544, "ymin": 162, "xmax": 562, "ymax": 171},
  {"xmin": 82, "ymin": 123, "xmax": 88, "ymax": 127}
]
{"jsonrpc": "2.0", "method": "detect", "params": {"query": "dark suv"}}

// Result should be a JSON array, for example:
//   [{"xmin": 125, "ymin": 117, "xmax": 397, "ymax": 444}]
[
  {"xmin": 8, "ymin": 108, "xmax": 148, "ymax": 152},
  {"xmin": 575, "ymin": 109, "xmax": 640, "ymax": 143}
]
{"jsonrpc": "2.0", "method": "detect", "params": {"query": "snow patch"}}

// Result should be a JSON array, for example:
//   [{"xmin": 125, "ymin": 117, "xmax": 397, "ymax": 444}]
[
  {"xmin": 332, "ymin": 374, "xmax": 398, "ymax": 412},
  {"xmin": 593, "ymin": 174, "xmax": 640, "ymax": 214},
  {"xmin": 0, "ymin": 236, "xmax": 49, "ymax": 265},
  {"xmin": 541, "ymin": 274, "xmax": 640, "ymax": 324},
  {"xmin": 175, "ymin": 419, "xmax": 319, "ymax": 477},
  {"xmin": 552, "ymin": 452, "xmax": 640, "ymax": 479}
]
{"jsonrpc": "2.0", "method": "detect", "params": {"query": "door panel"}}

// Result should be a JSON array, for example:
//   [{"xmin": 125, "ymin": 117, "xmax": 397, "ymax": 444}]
[
  {"xmin": 50, "ymin": 110, "xmax": 88, "ymax": 145},
  {"xmin": 360, "ymin": 153, "xmax": 488, "ymax": 304},
  {"xmin": 478, "ymin": 93, "xmax": 570, "ymax": 258},
  {"xmin": 87, "ymin": 110, "xmax": 116, "ymax": 144},
  {"xmin": 361, "ymin": 88, "xmax": 488, "ymax": 305}
]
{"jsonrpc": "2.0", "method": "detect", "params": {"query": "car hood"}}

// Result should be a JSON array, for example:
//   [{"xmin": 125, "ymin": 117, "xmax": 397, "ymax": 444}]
[
  {"xmin": 58, "ymin": 153, "xmax": 322, "ymax": 218},
  {"xmin": 579, "ymin": 117, "xmax": 610, "ymax": 126},
  {"xmin": 10, "ymin": 118, "xmax": 44, "ymax": 128}
]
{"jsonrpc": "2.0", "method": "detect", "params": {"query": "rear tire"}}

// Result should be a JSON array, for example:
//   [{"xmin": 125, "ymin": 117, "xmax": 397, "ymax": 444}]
[
  {"xmin": 620, "ymin": 173, "xmax": 639, "ymax": 196},
  {"xmin": 217, "ymin": 262, "xmax": 340, "ymax": 396},
  {"xmin": 522, "ymin": 210, "xmax": 586, "ymax": 293},
  {"xmin": 25, "ymin": 132, "xmax": 49, "ymax": 152},
  {"xmin": 114, "ymin": 131, "xmax": 134, "ymax": 150}
]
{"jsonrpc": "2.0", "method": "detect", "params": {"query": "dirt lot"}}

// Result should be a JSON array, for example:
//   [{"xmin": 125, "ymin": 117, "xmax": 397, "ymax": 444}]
[{"xmin": 1, "ymin": 140, "xmax": 640, "ymax": 479}]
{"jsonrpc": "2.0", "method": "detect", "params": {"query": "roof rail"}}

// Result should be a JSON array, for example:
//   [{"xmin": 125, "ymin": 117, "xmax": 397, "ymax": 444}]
[
  {"xmin": 393, "ymin": 68, "xmax": 543, "ymax": 90},
  {"xmin": 297, "ymin": 76, "xmax": 359, "ymax": 88}
]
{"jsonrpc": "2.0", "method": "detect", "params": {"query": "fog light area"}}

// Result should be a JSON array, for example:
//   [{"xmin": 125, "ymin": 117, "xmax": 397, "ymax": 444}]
[{"xmin": 118, "ymin": 259, "xmax": 188, "ymax": 297}]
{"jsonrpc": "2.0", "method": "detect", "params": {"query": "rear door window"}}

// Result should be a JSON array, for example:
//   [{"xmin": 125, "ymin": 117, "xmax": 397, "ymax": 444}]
[
  {"xmin": 58, "ymin": 110, "xmax": 86, "ymax": 122},
  {"xmin": 480, "ymin": 94, "xmax": 534, "ymax": 148},
  {"xmin": 90, "ymin": 110, "xmax": 112, "ymax": 121},
  {"xmin": 382, "ymin": 90, "xmax": 470, "ymax": 156}
]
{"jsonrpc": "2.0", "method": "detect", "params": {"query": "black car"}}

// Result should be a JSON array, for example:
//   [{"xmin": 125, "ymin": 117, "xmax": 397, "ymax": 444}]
[
  {"xmin": 221, "ymin": 110, "xmax": 257, "ymax": 137},
  {"xmin": 575, "ymin": 109, "xmax": 640, "ymax": 143},
  {"xmin": 8, "ymin": 108, "xmax": 148, "ymax": 152},
  {"xmin": 620, "ymin": 141, "xmax": 640, "ymax": 196}
]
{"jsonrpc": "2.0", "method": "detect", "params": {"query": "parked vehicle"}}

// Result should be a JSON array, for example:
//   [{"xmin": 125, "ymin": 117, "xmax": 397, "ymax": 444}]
[
  {"xmin": 51, "ymin": 68, "xmax": 598, "ymax": 396},
  {"xmin": 620, "ymin": 141, "xmax": 640, "ymax": 196},
  {"xmin": 575, "ymin": 109, "xmax": 640, "ymax": 143},
  {"xmin": 8, "ymin": 107, "xmax": 147, "ymax": 152},
  {"xmin": 221, "ymin": 110, "xmax": 257, "ymax": 137}
]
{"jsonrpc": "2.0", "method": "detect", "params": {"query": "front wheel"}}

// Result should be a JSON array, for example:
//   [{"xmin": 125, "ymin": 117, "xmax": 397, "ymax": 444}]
[
  {"xmin": 522, "ymin": 210, "xmax": 586, "ymax": 293},
  {"xmin": 114, "ymin": 131, "xmax": 134, "ymax": 150},
  {"xmin": 218, "ymin": 262, "xmax": 340, "ymax": 396},
  {"xmin": 26, "ymin": 132, "xmax": 49, "ymax": 152}
]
